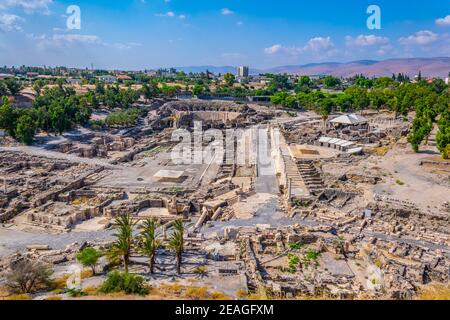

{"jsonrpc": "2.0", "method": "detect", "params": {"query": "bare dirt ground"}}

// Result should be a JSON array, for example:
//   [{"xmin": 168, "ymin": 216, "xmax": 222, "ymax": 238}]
[
  {"xmin": 371, "ymin": 141, "xmax": 449, "ymax": 214},
  {"xmin": 323, "ymin": 138, "xmax": 449, "ymax": 215}
]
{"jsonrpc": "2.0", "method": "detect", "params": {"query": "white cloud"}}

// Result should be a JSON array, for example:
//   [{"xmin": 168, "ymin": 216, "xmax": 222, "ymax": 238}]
[
  {"xmin": 264, "ymin": 44, "xmax": 301, "ymax": 56},
  {"xmin": 221, "ymin": 8, "xmax": 234, "ymax": 16},
  {"xmin": 48, "ymin": 34, "xmax": 102, "ymax": 46},
  {"xmin": 0, "ymin": 13, "xmax": 24, "ymax": 32},
  {"xmin": 436, "ymin": 15, "xmax": 450, "ymax": 26},
  {"xmin": 303, "ymin": 36, "xmax": 334, "ymax": 52},
  {"xmin": 264, "ymin": 37, "xmax": 334, "ymax": 57},
  {"xmin": 345, "ymin": 34, "xmax": 390, "ymax": 47},
  {"xmin": 155, "ymin": 11, "xmax": 185, "ymax": 19},
  {"xmin": 0, "ymin": 0, "xmax": 53, "ymax": 14},
  {"xmin": 399, "ymin": 30, "xmax": 439, "ymax": 45},
  {"xmin": 28, "ymin": 33, "xmax": 140, "ymax": 51},
  {"xmin": 155, "ymin": 11, "xmax": 175, "ymax": 17}
]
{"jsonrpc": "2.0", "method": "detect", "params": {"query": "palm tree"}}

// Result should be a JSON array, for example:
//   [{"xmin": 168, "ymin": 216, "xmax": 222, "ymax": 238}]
[
  {"xmin": 138, "ymin": 218, "xmax": 161, "ymax": 274},
  {"xmin": 168, "ymin": 219, "xmax": 185, "ymax": 275},
  {"xmin": 110, "ymin": 214, "xmax": 136, "ymax": 273}
]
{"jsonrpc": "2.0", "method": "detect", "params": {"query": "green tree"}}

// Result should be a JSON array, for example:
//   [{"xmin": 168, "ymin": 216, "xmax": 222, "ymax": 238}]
[
  {"xmin": 0, "ymin": 81, "xmax": 8, "ymax": 96},
  {"xmin": 141, "ymin": 81, "xmax": 160, "ymax": 102},
  {"xmin": 323, "ymin": 76, "xmax": 341, "ymax": 88},
  {"xmin": 408, "ymin": 116, "xmax": 432, "ymax": 153},
  {"xmin": 138, "ymin": 219, "xmax": 161, "ymax": 274},
  {"xmin": 345, "ymin": 86, "xmax": 370, "ymax": 112},
  {"xmin": 6, "ymin": 259, "xmax": 53, "ymax": 294},
  {"xmin": 15, "ymin": 114, "xmax": 36, "ymax": 145},
  {"xmin": 192, "ymin": 84, "xmax": 207, "ymax": 96},
  {"xmin": 0, "ymin": 96, "xmax": 17, "ymax": 137},
  {"xmin": 223, "ymin": 73, "xmax": 236, "ymax": 86},
  {"xmin": 4, "ymin": 78, "xmax": 22, "ymax": 96},
  {"xmin": 318, "ymin": 98, "xmax": 333, "ymax": 130},
  {"xmin": 298, "ymin": 76, "xmax": 312, "ymax": 87},
  {"xmin": 168, "ymin": 219, "xmax": 185, "ymax": 275},
  {"xmin": 161, "ymin": 84, "xmax": 178, "ymax": 97},
  {"xmin": 436, "ymin": 111, "xmax": 450, "ymax": 159},
  {"xmin": 76, "ymin": 247, "xmax": 103, "ymax": 276},
  {"xmin": 109, "ymin": 214, "xmax": 136, "ymax": 273},
  {"xmin": 334, "ymin": 93, "xmax": 352, "ymax": 112},
  {"xmin": 271, "ymin": 91, "xmax": 288, "ymax": 106},
  {"xmin": 33, "ymin": 79, "xmax": 46, "ymax": 97}
]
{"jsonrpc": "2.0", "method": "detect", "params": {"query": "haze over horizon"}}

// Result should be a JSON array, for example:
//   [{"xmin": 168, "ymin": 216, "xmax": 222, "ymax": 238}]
[{"xmin": 0, "ymin": 0, "xmax": 449, "ymax": 70}]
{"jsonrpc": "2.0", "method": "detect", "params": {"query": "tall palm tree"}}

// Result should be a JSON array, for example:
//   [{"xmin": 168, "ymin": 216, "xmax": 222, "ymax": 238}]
[
  {"xmin": 138, "ymin": 218, "xmax": 161, "ymax": 274},
  {"xmin": 110, "ymin": 214, "xmax": 136, "ymax": 273},
  {"xmin": 168, "ymin": 219, "xmax": 185, "ymax": 275}
]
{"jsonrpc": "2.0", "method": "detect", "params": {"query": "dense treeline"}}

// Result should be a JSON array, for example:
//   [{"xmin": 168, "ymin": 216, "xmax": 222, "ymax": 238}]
[
  {"xmin": 270, "ymin": 76, "xmax": 450, "ymax": 158},
  {"xmin": 105, "ymin": 108, "xmax": 143, "ymax": 128},
  {"xmin": 1, "ymin": 73, "xmax": 449, "ymax": 157},
  {"xmin": 0, "ymin": 86, "xmax": 92, "ymax": 144},
  {"xmin": 0, "ymin": 78, "xmax": 22, "ymax": 97}
]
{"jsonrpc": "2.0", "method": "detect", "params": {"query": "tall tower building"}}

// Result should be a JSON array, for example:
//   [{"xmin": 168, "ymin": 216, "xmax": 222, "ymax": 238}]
[{"xmin": 237, "ymin": 66, "xmax": 249, "ymax": 78}]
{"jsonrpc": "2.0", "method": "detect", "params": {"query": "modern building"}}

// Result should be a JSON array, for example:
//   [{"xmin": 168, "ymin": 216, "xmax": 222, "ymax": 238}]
[
  {"xmin": 66, "ymin": 78, "xmax": 82, "ymax": 85},
  {"xmin": 237, "ymin": 66, "xmax": 249, "ymax": 78},
  {"xmin": 0, "ymin": 73, "xmax": 14, "ymax": 80},
  {"xmin": 98, "ymin": 75, "xmax": 117, "ymax": 84}
]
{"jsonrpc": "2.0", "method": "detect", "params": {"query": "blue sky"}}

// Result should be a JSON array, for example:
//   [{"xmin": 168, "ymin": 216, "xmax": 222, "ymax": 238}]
[{"xmin": 0, "ymin": 0, "xmax": 449, "ymax": 70}]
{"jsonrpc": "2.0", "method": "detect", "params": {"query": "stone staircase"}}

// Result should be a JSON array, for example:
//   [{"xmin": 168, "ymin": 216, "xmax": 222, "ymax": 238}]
[
  {"xmin": 283, "ymin": 155, "xmax": 305, "ymax": 193},
  {"xmin": 296, "ymin": 160, "xmax": 324, "ymax": 196},
  {"xmin": 216, "ymin": 142, "xmax": 236, "ymax": 180}
]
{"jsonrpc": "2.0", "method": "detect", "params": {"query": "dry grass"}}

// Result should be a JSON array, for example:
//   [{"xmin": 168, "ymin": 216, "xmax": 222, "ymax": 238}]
[
  {"xmin": 3, "ymin": 294, "xmax": 32, "ymax": 300},
  {"xmin": 45, "ymin": 296, "xmax": 63, "ymax": 300},
  {"xmin": 83, "ymin": 286, "xmax": 99, "ymax": 296},
  {"xmin": 418, "ymin": 283, "xmax": 450, "ymax": 300},
  {"xmin": 154, "ymin": 284, "xmax": 231, "ymax": 300},
  {"xmin": 372, "ymin": 147, "xmax": 389, "ymax": 156},
  {"xmin": 53, "ymin": 275, "xmax": 70, "ymax": 290},
  {"xmin": 67, "ymin": 283, "xmax": 230, "ymax": 301}
]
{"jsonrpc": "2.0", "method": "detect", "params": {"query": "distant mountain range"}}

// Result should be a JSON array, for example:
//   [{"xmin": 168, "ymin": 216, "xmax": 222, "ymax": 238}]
[{"xmin": 174, "ymin": 57, "xmax": 450, "ymax": 78}]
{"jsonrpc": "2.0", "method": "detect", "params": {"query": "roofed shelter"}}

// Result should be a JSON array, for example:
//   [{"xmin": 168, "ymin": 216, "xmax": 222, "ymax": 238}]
[{"xmin": 330, "ymin": 113, "xmax": 369, "ymax": 131}]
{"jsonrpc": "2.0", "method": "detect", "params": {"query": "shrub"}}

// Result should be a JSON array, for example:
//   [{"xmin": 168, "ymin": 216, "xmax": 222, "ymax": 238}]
[
  {"xmin": 99, "ymin": 271, "xmax": 149, "ymax": 296},
  {"xmin": 67, "ymin": 288, "xmax": 87, "ymax": 297},
  {"xmin": 76, "ymin": 247, "xmax": 102, "ymax": 275},
  {"xmin": 288, "ymin": 242, "xmax": 303, "ymax": 250},
  {"xmin": 287, "ymin": 254, "xmax": 301, "ymax": 273},
  {"xmin": 236, "ymin": 289, "xmax": 248, "ymax": 299},
  {"xmin": 303, "ymin": 249, "xmax": 321, "ymax": 267},
  {"xmin": 185, "ymin": 287, "xmax": 209, "ymax": 300},
  {"xmin": 6, "ymin": 259, "xmax": 53, "ymax": 294},
  {"xmin": 193, "ymin": 265, "xmax": 207, "ymax": 276}
]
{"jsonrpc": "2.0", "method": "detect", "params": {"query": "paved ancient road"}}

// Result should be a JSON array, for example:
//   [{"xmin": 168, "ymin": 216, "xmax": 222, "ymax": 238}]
[{"xmin": 202, "ymin": 125, "xmax": 298, "ymax": 234}]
